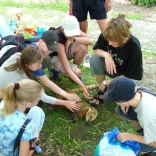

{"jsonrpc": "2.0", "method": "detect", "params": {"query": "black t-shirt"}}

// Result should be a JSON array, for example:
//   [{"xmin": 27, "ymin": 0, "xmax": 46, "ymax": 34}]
[
  {"xmin": 93, "ymin": 33, "xmax": 143, "ymax": 80},
  {"xmin": 55, "ymin": 27, "xmax": 67, "ymax": 45}
]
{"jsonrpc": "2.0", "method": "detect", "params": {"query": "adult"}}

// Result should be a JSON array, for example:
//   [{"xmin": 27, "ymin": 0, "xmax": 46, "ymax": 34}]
[
  {"xmin": 50, "ymin": 15, "xmax": 94, "ymax": 99},
  {"xmin": 89, "ymin": 14, "xmax": 143, "ymax": 106},
  {"xmin": 103, "ymin": 77, "xmax": 156, "ymax": 154},
  {"xmin": 0, "ymin": 79, "xmax": 45, "ymax": 156},
  {"xmin": 0, "ymin": 46, "xmax": 80, "ymax": 112},
  {"xmin": 70, "ymin": 0, "xmax": 112, "ymax": 33}
]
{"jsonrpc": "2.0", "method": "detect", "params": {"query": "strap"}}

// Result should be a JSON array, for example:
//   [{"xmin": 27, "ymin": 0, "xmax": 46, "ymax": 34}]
[
  {"xmin": 13, "ymin": 118, "xmax": 31, "ymax": 155},
  {"xmin": 137, "ymin": 87, "xmax": 156, "ymax": 97}
]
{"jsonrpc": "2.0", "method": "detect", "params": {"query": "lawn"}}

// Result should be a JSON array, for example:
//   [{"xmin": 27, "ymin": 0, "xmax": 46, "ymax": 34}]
[{"xmin": 1, "ymin": 0, "xmax": 156, "ymax": 156}]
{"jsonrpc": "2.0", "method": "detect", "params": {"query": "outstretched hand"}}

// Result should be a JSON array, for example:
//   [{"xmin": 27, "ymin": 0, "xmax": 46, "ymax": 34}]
[
  {"xmin": 65, "ymin": 100, "xmax": 80, "ymax": 112},
  {"xmin": 66, "ymin": 93, "xmax": 81, "ymax": 101},
  {"xmin": 82, "ymin": 86, "xmax": 93, "ymax": 99}
]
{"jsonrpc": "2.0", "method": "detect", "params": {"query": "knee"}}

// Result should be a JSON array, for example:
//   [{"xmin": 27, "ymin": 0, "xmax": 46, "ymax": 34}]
[
  {"xmin": 79, "ymin": 44, "xmax": 88, "ymax": 54},
  {"xmin": 74, "ymin": 68, "xmax": 81, "ymax": 77}
]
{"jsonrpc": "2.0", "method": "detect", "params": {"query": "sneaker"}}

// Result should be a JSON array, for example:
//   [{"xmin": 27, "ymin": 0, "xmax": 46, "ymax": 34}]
[
  {"xmin": 83, "ymin": 54, "xmax": 91, "ymax": 68},
  {"xmin": 48, "ymin": 69, "xmax": 61, "ymax": 81},
  {"xmin": 79, "ymin": 77, "xmax": 86, "ymax": 84}
]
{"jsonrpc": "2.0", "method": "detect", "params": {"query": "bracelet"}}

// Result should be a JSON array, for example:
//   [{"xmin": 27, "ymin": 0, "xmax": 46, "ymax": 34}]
[{"xmin": 73, "ymin": 36, "xmax": 76, "ymax": 43}]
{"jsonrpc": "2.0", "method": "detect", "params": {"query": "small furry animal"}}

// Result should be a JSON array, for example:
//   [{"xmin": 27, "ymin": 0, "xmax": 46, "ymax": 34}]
[
  {"xmin": 47, "ymin": 84, "xmax": 99, "ymax": 124},
  {"xmin": 72, "ymin": 100, "xmax": 99, "ymax": 125}
]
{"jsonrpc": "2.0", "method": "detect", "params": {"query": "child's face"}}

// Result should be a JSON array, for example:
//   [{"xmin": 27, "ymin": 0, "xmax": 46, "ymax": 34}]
[
  {"xmin": 28, "ymin": 61, "xmax": 42, "ymax": 71},
  {"xmin": 108, "ymin": 40, "xmax": 119, "ymax": 47}
]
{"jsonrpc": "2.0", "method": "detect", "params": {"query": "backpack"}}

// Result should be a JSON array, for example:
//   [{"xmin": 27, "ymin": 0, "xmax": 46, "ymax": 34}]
[{"xmin": 0, "ymin": 34, "xmax": 40, "ymax": 67}]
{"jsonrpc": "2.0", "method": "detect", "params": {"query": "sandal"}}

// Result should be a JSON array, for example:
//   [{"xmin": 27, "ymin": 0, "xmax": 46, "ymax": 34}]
[{"xmin": 89, "ymin": 87, "xmax": 107, "ymax": 106}]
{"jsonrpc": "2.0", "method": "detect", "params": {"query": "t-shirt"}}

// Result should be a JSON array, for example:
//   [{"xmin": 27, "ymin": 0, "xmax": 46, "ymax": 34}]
[
  {"xmin": 135, "ymin": 91, "xmax": 156, "ymax": 144},
  {"xmin": 0, "ymin": 52, "xmax": 57, "ymax": 104},
  {"xmin": 56, "ymin": 27, "xmax": 67, "ymax": 45},
  {"xmin": 93, "ymin": 34, "xmax": 143, "ymax": 80},
  {"xmin": 0, "ymin": 101, "xmax": 38, "ymax": 156}
]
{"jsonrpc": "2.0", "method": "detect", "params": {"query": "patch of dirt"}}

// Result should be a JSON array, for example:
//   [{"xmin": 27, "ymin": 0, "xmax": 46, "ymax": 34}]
[{"xmin": 111, "ymin": 0, "xmax": 156, "ymax": 22}]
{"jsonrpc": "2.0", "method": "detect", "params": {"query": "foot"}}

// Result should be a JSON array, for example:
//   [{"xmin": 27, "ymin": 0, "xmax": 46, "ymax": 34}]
[{"xmin": 89, "ymin": 87, "xmax": 107, "ymax": 106}]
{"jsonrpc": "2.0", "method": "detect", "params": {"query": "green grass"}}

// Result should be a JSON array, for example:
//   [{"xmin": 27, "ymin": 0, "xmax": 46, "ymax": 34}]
[{"xmin": 1, "ymin": 1, "xmax": 155, "ymax": 155}]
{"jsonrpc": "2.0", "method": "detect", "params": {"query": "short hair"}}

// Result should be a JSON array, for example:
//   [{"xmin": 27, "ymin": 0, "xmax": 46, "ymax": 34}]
[{"xmin": 103, "ymin": 14, "xmax": 132, "ymax": 47}]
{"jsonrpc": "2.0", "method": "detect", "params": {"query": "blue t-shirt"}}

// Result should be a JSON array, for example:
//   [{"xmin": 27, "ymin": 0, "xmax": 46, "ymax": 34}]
[{"xmin": 0, "ymin": 101, "xmax": 38, "ymax": 156}]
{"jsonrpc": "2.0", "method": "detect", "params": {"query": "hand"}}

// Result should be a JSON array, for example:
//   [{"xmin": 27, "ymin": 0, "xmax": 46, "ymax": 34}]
[
  {"xmin": 105, "ymin": 0, "xmax": 112, "ymax": 12},
  {"xmin": 82, "ymin": 86, "xmax": 93, "ymax": 99},
  {"xmin": 65, "ymin": 100, "xmax": 80, "ymax": 112},
  {"xmin": 121, "ymin": 105, "xmax": 130, "ymax": 114},
  {"xmin": 105, "ymin": 53, "xmax": 116, "ymax": 74},
  {"xmin": 117, "ymin": 132, "xmax": 131, "ymax": 143},
  {"xmin": 65, "ymin": 93, "xmax": 81, "ymax": 101}
]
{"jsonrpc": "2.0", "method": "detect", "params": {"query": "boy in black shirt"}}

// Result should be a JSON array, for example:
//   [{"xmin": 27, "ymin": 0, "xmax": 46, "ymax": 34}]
[{"xmin": 90, "ymin": 14, "xmax": 143, "ymax": 106}]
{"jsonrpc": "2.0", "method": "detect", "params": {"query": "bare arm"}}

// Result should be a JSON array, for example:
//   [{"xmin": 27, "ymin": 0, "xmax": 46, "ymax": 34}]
[
  {"xmin": 19, "ymin": 140, "xmax": 31, "ymax": 156},
  {"xmin": 58, "ymin": 43, "xmax": 91, "ymax": 99},
  {"xmin": 94, "ymin": 49, "xmax": 116, "ymax": 74},
  {"xmin": 105, "ymin": 0, "xmax": 112, "ymax": 12},
  {"xmin": 38, "ymin": 75, "xmax": 80, "ymax": 101}
]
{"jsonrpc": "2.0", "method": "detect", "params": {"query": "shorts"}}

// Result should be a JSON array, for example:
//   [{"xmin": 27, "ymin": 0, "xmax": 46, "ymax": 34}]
[
  {"xmin": 116, "ymin": 105, "xmax": 138, "ymax": 121},
  {"xmin": 90, "ymin": 54, "xmax": 121, "ymax": 78},
  {"xmin": 72, "ymin": 0, "xmax": 107, "ymax": 22},
  {"xmin": 42, "ymin": 55, "xmax": 52, "ymax": 69},
  {"xmin": 51, "ymin": 43, "xmax": 78, "ymax": 76}
]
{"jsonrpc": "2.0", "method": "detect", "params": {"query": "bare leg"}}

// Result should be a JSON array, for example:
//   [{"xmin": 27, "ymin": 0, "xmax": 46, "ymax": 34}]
[
  {"xmin": 97, "ymin": 19, "xmax": 108, "ymax": 32},
  {"xmin": 79, "ymin": 20, "xmax": 88, "ymax": 33},
  {"xmin": 73, "ymin": 43, "xmax": 88, "ymax": 66},
  {"xmin": 131, "ymin": 120, "xmax": 142, "ymax": 131}
]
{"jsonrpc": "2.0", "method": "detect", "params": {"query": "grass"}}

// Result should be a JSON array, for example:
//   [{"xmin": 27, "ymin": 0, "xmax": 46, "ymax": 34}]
[{"xmin": 1, "ymin": 1, "xmax": 156, "ymax": 155}]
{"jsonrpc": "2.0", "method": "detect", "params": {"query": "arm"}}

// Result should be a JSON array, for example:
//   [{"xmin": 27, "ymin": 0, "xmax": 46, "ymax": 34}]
[
  {"xmin": 94, "ymin": 49, "xmax": 116, "ymax": 75},
  {"xmin": 58, "ymin": 43, "xmax": 91, "ymax": 99},
  {"xmin": 38, "ymin": 75, "xmax": 80, "ymax": 101},
  {"xmin": 117, "ymin": 132, "xmax": 144, "ymax": 144},
  {"xmin": 19, "ymin": 140, "xmax": 30, "ymax": 156},
  {"xmin": 67, "ymin": 31, "xmax": 94, "ymax": 46},
  {"xmin": 105, "ymin": 0, "xmax": 112, "ymax": 12}
]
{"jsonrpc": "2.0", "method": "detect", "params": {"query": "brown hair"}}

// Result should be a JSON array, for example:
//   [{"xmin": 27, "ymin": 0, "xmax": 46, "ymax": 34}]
[
  {"xmin": 1, "ymin": 79, "xmax": 42, "ymax": 117},
  {"xmin": 5, "ymin": 45, "xmax": 43, "ymax": 79},
  {"xmin": 103, "ymin": 14, "xmax": 132, "ymax": 47}
]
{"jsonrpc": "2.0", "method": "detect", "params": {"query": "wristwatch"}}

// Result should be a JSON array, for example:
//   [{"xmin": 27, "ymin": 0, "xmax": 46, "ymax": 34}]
[
  {"xmin": 102, "ymin": 80, "xmax": 107, "ymax": 87},
  {"xmin": 73, "ymin": 36, "xmax": 76, "ymax": 43}
]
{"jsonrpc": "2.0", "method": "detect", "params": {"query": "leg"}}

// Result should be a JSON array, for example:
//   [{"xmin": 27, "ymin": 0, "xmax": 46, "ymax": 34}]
[
  {"xmin": 73, "ymin": 43, "xmax": 88, "ymax": 66},
  {"xmin": 97, "ymin": 18, "xmax": 108, "ymax": 32},
  {"xmin": 79, "ymin": 20, "xmax": 88, "ymax": 33}
]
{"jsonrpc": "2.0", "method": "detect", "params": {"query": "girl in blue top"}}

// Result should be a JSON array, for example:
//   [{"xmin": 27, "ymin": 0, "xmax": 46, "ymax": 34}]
[{"xmin": 0, "ymin": 79, "xmax": 44, "ymax": 156}]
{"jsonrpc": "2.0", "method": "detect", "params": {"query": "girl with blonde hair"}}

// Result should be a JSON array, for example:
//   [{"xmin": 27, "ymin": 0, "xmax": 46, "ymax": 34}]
[{"xmin": 0, "ymin": 79, "xmax": 44, "ymax": 156}]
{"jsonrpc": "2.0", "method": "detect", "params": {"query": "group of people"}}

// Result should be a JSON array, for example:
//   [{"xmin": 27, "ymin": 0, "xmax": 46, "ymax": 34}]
[{"xmin": 0, "ymin": 1, "xmax": 156, "ymax": 155}]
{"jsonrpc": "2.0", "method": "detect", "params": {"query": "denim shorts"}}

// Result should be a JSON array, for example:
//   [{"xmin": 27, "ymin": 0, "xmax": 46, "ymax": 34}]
[{"xmin": 116, "ymin": 105, "xmax": 138, "ymax": 121}]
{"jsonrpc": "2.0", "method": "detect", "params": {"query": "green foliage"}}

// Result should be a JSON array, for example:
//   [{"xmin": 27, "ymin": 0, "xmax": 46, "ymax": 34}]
[
  {"xmin": 1, "ymin": 0, "xmax": 69, "ymax": 11},
  {"xmin": 131, "ymin": 0, "xmax": 156, "ymax": 6}
]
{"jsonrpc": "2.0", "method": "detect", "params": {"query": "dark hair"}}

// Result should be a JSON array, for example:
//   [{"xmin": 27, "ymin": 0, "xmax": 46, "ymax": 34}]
[
  {"xmin": 103, "ymin": 14, "xmax": 132, "ymax": 47},
  {"xmin": 5, "ymin": 46, "xmax": 43, "ymax": 79}
]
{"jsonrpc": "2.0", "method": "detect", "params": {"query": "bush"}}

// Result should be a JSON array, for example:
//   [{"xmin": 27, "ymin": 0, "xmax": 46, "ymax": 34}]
[{"xmin": 132, "ymin": 0, "xmax": 156, "ymax": 6}]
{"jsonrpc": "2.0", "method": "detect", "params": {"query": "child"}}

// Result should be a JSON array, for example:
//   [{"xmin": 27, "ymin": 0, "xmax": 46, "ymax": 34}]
[
  {"xmin": 103, "ymin": 77, "xmax": 156, "ymax": 154},
  {"xmin": 90, "ymin": 14, "xmax": 143, "ymax": 106},
  {"xmin": 0, "ymin": 79, "xmax": 45, "ymax": 156},
  {"xmin": 0, "ymin": 46, "xmax": 80, "ymax": 112}
]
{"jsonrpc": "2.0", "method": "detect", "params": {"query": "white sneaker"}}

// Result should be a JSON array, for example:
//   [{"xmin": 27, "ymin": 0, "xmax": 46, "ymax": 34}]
[{"xmin": 83, "ymin": 54, "xmax": 90, "ymax": 68}]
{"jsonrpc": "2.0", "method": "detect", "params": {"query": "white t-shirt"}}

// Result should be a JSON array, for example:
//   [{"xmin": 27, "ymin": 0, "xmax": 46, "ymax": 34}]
[
  {"xmin": 0, "ymin": 53, "xmax": 57, "ymax": 104},
  {"xmin": 135, "ymin": 91, "xmax": 156, "ymax": 144}
]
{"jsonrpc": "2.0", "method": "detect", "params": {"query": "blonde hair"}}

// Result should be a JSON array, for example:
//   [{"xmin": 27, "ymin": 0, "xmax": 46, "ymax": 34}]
[
  {"xmin": 1, "ymin": 79, "xmax": 42, "ymax": 117},
  {"xmin": 103, "ymin": 14, "xmax": 132, "ymax": 47},
  {"xmin": 5, "ymin": 45, "xmax": 43, "ymax": 79}
]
